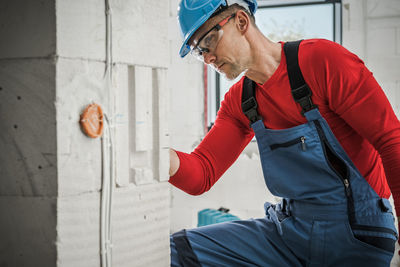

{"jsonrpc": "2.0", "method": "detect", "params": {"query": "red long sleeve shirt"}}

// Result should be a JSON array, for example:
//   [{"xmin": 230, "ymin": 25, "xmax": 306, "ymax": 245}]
[{"xmin": 169, "ymin": 39, "xmax": 400, "ymax": 215}]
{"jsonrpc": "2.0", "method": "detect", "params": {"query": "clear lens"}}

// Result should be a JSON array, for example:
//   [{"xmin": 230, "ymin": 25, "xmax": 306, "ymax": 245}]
[
  {"xmin": 190, "ymin": 47, "xmax": 204, "ymax": 61},
  {"xmin": 198, "ymin": 29, "xmax": 220, "ymax": 51},
  {"xmin": 190, "ymin": 29, "xmax": 223, "ymax": 62}
]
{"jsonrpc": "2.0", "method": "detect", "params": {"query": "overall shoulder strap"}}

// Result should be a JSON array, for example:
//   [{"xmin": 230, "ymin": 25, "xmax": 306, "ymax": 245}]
[
  {"xmin": 283, "ymin": 40, "xmax": 317, "ymax": 116},
  {"xmin": 241, "ymin": 77, "xmax": 261, "ymax": 125}
]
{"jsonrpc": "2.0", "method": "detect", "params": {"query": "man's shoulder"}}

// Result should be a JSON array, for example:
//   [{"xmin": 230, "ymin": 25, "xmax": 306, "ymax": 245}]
[
  {"xmin": 299, "ymin": 38, "xmax": 347, "ymax": 60},
  {"xmin": 298, "ymin": 38, "xmax": 364, "ymax": 76},
  {"xmin": 300, "ymin": 38, "xmax": 338, "ymax": 47}
]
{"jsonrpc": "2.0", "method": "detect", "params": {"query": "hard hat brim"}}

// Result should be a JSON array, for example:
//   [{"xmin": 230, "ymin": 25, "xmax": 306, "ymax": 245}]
[{"xmin": 179, "ymin": 13, "xmax": 211, "ymax": 58}]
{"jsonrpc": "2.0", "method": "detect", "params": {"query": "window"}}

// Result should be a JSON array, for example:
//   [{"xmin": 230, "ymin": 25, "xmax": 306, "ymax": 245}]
[{"xmin": 206, "ymin": 0, "xmax": 342, "ymax": 129}]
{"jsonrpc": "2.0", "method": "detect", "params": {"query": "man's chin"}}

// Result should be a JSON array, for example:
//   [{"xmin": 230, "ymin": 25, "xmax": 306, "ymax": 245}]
[
  {"xmin": 217, "ymin": 69, "xmax": 239, "ymax": 81},
  {"xmin": 213, "ymin": 64, "xmax": 243, "ymax": 80}
]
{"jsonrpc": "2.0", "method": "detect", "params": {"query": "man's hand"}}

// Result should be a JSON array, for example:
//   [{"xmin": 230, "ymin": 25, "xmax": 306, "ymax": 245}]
[{"xmin": 169, "ymin": 148, "xmax": 180, "ymax": 176}]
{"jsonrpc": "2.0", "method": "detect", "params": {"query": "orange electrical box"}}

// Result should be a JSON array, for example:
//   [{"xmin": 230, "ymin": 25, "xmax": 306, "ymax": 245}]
[{"xmin": 79, "ymin": 103, "xmax": 104, "ymax": 138}]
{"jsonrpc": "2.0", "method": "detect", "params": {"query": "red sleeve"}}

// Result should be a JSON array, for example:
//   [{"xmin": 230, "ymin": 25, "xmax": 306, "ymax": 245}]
[
  {"xmin": 302, "ymin": 40, "xmax": 400, "ymax": 215},
  {"xmin": 169, "ymin": 84, "xmax": 254, "ymax": 195}
]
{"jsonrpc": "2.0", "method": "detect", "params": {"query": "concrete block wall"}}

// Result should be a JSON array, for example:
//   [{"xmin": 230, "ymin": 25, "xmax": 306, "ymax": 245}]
[
  {"xmin": 56, "ymin": 1, "xmax": 171, "ymax": 267},
  {"xmin": 0, "ymin": 0, "xmax": 56, "ymax": 58},
  {"xmin": 0, "ymin": 0, "xmax": 171, "ymax": 266},
  {"xmin": 0, "ymin": 197, "xmax": 57, "ymax": 266},
  {"xmin": 169, "ymin": 0, "xmax": 400, "ymax": 264},
  {"xmin": 0, "ymin": 1, "xmax": 58, "ymax": 265}
]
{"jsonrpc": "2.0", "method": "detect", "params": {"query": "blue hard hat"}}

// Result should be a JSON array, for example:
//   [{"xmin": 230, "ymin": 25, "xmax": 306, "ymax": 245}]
[{"xmin": 177, "ymin": 0, "xmax": 258, "ymax": 58}]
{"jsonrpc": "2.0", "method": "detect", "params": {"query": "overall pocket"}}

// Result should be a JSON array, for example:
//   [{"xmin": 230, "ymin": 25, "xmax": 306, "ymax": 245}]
[
  {"xmin": 348, "ymin": 223, "xmax": 398, "ymax": 254},
  {"xmin": 270, "ymin": 136, "xmax": 307, "ymax": 151}
]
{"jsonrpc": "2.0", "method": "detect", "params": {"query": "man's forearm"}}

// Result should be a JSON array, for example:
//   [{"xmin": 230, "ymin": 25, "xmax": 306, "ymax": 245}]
[{"xmin": 169, "ymin": 148, "xmax": 180, "ymax": 176}]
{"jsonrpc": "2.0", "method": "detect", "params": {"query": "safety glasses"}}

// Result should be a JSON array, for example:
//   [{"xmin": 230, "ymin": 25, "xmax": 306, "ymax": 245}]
[{"xmin": 190, "ymin": 13, "xmax": 236, "ymax": 61}]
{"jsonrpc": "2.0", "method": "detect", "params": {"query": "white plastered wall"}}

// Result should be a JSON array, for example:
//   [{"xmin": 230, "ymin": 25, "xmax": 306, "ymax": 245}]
[{"xmin": 169, "ymin": 0, "xmax": 400, "ymax": 265}]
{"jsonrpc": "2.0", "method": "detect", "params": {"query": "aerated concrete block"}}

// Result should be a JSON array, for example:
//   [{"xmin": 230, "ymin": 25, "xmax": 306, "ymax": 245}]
[
  {"xmin": 111, "ymin": 0, "xmax": 169, "ymax": 67},
  {"xmin": 0, "ymin": 196, "xmax": 56, "ymax": 267},
  {"xmin": 0, "ymin": 0, "xmax": 56, "ymax": 59},
  {"xmin": 366, "ymin": 27, "xmax": 397, "ymax": 57},
  {"xmin": 111, "ymin": 183, "xmax": 170, "ymax": 267},
  {"xmin": 115, "ymin": 65, "xmax": 170, "ymax": 186},
  {"xmin": 132, "ymin": 167, "xmax": 154, "ymax": 185},
  {"xmin": 57, "ymin": 0, "xmax": 169, "ymax": 67},
  {"xmin": 342, "ymin": 0, "xmax": 366, "ymax": 59},
  {"xmin": 342, "ymin": 0, "xmax": 365, "ymax": 31},
  {"xmin": 133, "ymin": 66, "xmax": 153, "ymax": 152},
  {"xmin": 57, "ymin": 192, "xmax": 100, "ymax": 267},
  {"xmin": 367, "ymin": 0, "xmax": 400, "ymax": 18},
  {"xmin": 0, "ymin": 59, "xmax": 57, "ymax": 197},
  {"xmin": 365, "ymin": 18, "xmax": 400, "ymax": 81},
  {"xmin": 58, "ymin": 184, "xmax": 171, "ymax": 267},
  {"xmin": 56, "ymin": 58, "xmax": 110, "ymax": 196},
  {"xmin": 56, "ymin": 0, "xmax": 106, "ymax": 61},
  {"xmin": 367, "ymin": 55, "xmax": 400, "ymax": 82},
  {"xmin": 153, "ymin": 68, "xmax": 170, "ymax": 182},
  {"xmin": 128, "ymin": 66, "xmax": 154, "ymax": 185},
  {"xmin": 114, "ymin": 64, "xmax": 130, "ymax": 187}
]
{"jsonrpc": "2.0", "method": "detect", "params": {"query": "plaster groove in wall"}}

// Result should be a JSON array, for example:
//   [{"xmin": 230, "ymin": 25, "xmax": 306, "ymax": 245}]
[
  {"xmin": 112, "ymin": 61, "xmax": 169, "ymax": 70},
  {"xmin": 0, "ymin": 55, "xmax": 165, "ymax": 66},
  {"xmin": 366, "ymin": 15, "xmax": 400, "ymax": 20},
  {"xmin": 33, "ymin": 54, "xmax": 170, "ymax": 70},
  {"xmin": 0, "ymin": 54, "xmax": 57, "ymax": 62},
  {"xmin": 58, "ymin": 190, "xmax": 102, "ymax": 198}
]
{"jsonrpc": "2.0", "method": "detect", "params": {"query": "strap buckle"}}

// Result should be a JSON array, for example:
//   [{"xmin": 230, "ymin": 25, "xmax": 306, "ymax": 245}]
[
  {"xmin": 291, "ymin": 84, "xmax": 317, "ymax": 116},
  {"xmin": 242, "ymin": 97, "xmax": 261, "ymax": 125}
]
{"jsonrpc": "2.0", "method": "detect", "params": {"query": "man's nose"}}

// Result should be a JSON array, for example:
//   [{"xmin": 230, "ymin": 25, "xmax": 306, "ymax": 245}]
[{"xmin": 203, "ymin": 52, "xmax": 216, "ymax": 65}]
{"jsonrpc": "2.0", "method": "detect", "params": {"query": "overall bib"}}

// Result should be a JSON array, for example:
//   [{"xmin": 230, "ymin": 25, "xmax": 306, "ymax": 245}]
[{"xmin": 170, "ymin": 41, "xmax": 398, "ymax": 267}]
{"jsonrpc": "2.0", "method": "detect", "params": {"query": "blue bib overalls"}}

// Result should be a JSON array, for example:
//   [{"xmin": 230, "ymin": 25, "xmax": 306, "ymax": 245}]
[{"xmin": 170, "ymin": 41, "xmax": 398, "ymax": 267}]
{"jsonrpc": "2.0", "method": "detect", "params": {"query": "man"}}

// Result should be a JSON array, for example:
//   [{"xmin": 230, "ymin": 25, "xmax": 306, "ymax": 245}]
[{"xmin": 169, "ymin": 0, "xmax": 400, "ymax": 266}]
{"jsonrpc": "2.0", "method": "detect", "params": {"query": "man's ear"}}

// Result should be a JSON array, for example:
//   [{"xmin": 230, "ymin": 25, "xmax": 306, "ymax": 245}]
[{"xmin": 236, "ymin": 10, "xmax": 250, "ymax": 34}]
